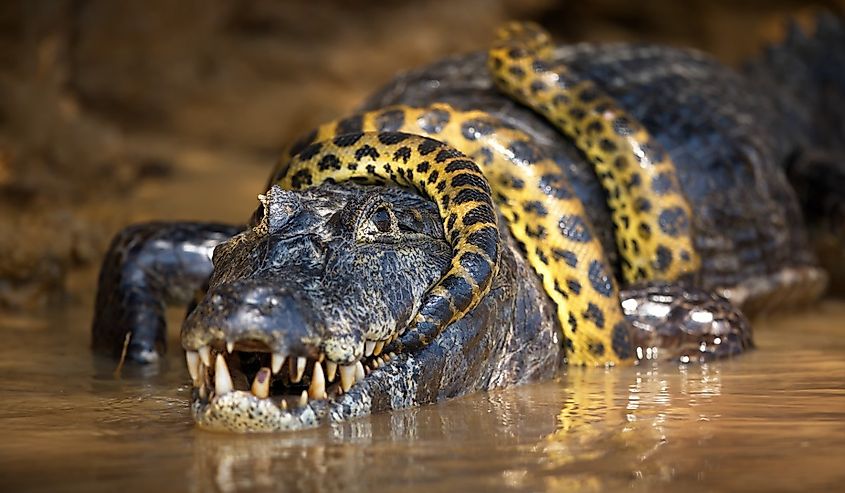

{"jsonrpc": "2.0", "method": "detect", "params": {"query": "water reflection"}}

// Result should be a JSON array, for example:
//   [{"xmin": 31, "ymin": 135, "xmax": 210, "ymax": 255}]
[
  {"xmin": 184, "ymin": 363, "xmax": 732, "ymax": 492},
  {"xmin": 1, "ymin": 302, "xmax": 844, "ymax": 492}
]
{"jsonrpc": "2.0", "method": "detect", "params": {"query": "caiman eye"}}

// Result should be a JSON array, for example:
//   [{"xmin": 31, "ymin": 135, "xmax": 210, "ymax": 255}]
[
  {"xmin": 356, "ymin": 200, "xmax": 400, "ymax": 243},
  {"xmin": 371, "ymin": 207, "xmax": 393, "ymax": 233}
]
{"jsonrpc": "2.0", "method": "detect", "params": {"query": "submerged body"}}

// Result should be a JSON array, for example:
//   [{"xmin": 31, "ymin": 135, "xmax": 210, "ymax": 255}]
[{"xmin": 92, "ymin": 19, "xmax": 843, "ymax": 432}]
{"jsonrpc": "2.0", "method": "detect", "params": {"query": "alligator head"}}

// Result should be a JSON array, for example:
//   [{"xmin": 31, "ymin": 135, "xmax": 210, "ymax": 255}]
[{"xmin": 181, "ymin": 183, "xmax": 560, "ymax": 432}]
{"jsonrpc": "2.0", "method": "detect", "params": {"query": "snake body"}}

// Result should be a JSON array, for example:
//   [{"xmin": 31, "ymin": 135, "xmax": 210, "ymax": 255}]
[
  {"xmin": 488, "ymin": 22, "xmax": 700, "ymax": 284},
  {"xmin": 279, "ymin": 132, "xmax": 500, "ymax": 353},
  {"xmin": 275, "ymin": 22, "xmax": 704, "ymax": 366}
]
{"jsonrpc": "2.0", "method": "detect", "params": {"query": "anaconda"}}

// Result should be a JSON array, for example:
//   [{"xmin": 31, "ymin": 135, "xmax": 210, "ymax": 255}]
[{"xmin": 91, "ymin": 17, "xmax": 843, "ymax": 432}]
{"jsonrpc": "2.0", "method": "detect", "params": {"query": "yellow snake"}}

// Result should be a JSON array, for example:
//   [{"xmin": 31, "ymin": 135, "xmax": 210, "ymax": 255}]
[
  {"xmin": 272, "ymin": 22, "xmax": 703, "ymax": 366},
  {"xmin": 488, "ymin": 22, "xmax": 700, "ymax": 284}
]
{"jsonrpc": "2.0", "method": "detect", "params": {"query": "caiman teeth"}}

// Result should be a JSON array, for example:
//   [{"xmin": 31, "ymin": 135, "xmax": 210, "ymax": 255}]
[
  {"xmin": 299, "ymin": 390, "xmax": 308, "ymax": 408},
  {"xmin": 215, "ymin": 354, "xmax": 234, "ymax": 395},
  {"xmin": 339, "ymin": 364, "xmax": 356, "ymax": 392},
  {"xmin": 364, "ymin": 341, "xmax": 375, "ymax": 357},
  {"xmin": 198, "ymin": 345, "xmax": 211, "ymax": 367},
  {"xmin": 373, "ymin": 340, "xmax": 385, "ymax": 356},
  {"xmin": 251, "ymin": 367, "xmax": 271, "ymax": 398},
  {"xmin": 355, "ymin": 361, "xmax": 365, "ymax": 382},
  {"xmin": 226, "ymin": 341, "xmax": 235, "ymax": 354},
  {"xmin": 308, "ymin": 361, "xmax": 326, "ymax": 400},
  {"xmin": 186, "ymin": 351, "xmax": 200, "ymax": 382},
  {"xmin": 291, "ymin": 356, "xmax": 306, "ymax": 383},
  {"xmin": 325, "ymin": 361, "xmax": 338, "ymax": 382},
  {"xmin": 271, "ymin": 353, "xmax": 286, "ymax": 374}
]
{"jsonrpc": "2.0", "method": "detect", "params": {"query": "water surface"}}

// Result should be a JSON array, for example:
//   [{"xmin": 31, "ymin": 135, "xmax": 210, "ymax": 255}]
[{"xmin": 1, "ymin": 298, "xmax": 843, "ymax": 492}]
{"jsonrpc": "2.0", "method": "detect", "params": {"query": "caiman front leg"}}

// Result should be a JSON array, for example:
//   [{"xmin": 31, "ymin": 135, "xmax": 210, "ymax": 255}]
[{"xmin": 91, "ymin": 222, "xmax": 242, "ymax": 363}]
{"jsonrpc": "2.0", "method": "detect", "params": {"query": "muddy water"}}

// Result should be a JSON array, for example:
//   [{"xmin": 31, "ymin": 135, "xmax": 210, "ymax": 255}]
[
  {"xmin": 2, "ymin": 160, "xmax": 845, "ymax": 492},
  {"xmin": 1, "ymin": 300, "xmax": 844, "ymax": 493}
]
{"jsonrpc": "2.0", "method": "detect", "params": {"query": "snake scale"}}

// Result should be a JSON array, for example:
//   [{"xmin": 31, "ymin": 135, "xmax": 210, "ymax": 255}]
[{"xmin": 273, "ymin": 22, "xmax": 702, "ymax": 366}]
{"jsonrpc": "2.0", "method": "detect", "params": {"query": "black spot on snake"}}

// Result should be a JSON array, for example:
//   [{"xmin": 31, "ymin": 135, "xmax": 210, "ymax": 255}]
[
  {"xmin": 658, "ymin": 207, "xmax": 690, "ymax": 237},
  {"xmin": 552, "ymin": 248, "xmax": 578, "ymax": 268},
  {"xmin": 653, "ymin": 245, "xmax": 673, "ymax": 272},
  {"xmin": 584, "ymin": 302, "xmax": 605, "ymax": 329},
  {"xmin": 377, "ymin": 133, "xmax": 411, "ymax": 146},
  {"xmin": 435, "ymin": 148, "xmax": 463, "ymax": 163},
  {"xmin": 444, "ymin": 159, "xmax": 478, "ymax": 173},
  {"xmin": 336, "ymin": 114, "xmax": 364, "ymax": 134},
  {"xmin": 508, "ymin": 140, "xmax": 541, "ymax": 165},
  {"xmin": 461, "ymin": 118, "xmax": 496, "ymax": 141},
  {"xmin": 611, "ymin": 322, "xmax": 633, "ymax": 360},
  {"xmin": 650, "ymin": 172, "xmax": 675, "ymax": 195},
  {"xmin": 463, "ymin": 205, "xmax": 496, "ymax": 227},
  {"xmin": 418, "ymin": 108, "xmax": 451, "ymax": 134},
  {"xmin": 354, "ymin": 145, "xmax": 380, "ymax": 161},
  {"xmin": 538, "ymin": 173, "xmax": 573, "ymax": 199},
  {"xmin": 317, "ymin": 154, "xmax": 341, "ymax": 171},
  {"xmin": 558, "ymin": 215, "xmax": 592, "ymax": 242},
  {"xmin": 296, "ymin": 142, "xmax": 323, "ymax": 161},
  {"xmin": 460, "ymin": 252, "xmax": 493, "ymax": 287},
  {"xmin": 333, "ymin": 133, "xmax": 363, "ymax": 147},
  {"xmin": 418, "ymin": 139, "xmax": 442, "ymax": 156},
  {"xmin": 588, "ymin": 260, "xmax": 613, "ymax": 297},
  {"xmin": 393, "ymin": 146, "xmax": 412, "ymax": 163},
  {"xmin": 376, "ymin": 109, "xmax": 406, "ymax": 132}
]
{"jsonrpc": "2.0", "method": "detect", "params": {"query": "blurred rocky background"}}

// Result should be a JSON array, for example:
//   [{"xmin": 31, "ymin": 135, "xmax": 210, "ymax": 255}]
[{"xmin": 1, "ymin": 0, "xmax": 843, "ymax": 310}]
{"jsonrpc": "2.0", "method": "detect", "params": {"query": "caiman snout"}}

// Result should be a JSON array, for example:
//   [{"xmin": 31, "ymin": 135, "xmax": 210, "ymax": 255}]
[{"xmin": 182, "ymin": 279, "xmax": 326, "ymax": 358}]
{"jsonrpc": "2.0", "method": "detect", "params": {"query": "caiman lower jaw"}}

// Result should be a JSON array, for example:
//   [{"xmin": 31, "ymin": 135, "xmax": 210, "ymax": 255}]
[{"xmin": 184, "ymin": 340, "xmax": 399, "ymax": 433}]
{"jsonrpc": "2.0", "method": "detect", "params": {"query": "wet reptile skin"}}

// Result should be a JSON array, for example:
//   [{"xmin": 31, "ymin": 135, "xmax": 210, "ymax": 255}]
[
  {"xmin": 271, "ymin": 102, "xmax": 635, "ymax": 366},
  {"xmin": 276, "ymin": 132, "xmax": 500, "ymax": 360}
]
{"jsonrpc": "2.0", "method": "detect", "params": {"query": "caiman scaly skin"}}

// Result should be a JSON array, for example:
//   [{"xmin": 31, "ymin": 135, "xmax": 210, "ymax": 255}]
[{"xmin": 91, "ymin": 18, "xmax": 844, "ymax": 432}]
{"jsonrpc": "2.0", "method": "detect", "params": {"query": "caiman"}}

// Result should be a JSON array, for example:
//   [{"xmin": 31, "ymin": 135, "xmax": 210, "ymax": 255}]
[{"xmin": 91, "ymin": 16, "xmax": 844, "ymax": 432}]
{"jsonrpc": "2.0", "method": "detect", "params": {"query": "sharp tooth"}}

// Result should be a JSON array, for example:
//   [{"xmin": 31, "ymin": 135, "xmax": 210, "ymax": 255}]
[
  {"xmin": 340, "ymin": 364, "xmax": 356, "ymax": 392},
  {"xmin": 291, "ymin": 356, "xmax": 306, "ymax": 383},
  {"xmin": 299, "ymin": 390, "xmax": 308, "ymax": 407},
  {"xmin": 365, "ymin": 341, "xmax": 375, "ymax": 356},
  {"xmin": 280, "ymin": 399, "xmax": 288, "ymax": 410},
  {"xmin": 186, "ymin": 351, "xmax": 200, "ymax": 382},
  {"xmin": 198, "ymin": 346, "xmax": 211, "ymax": 367},
  {"xmin": 374, "ymin": 340, "xmax": 385, "ymax": 355},
  {"xmin": 214, "ymin": 354, "xmax": 233, "ymax": 395},
  {"xmin": 355, "ymin": 361, "xmax": 365, "ymax": 382},
  {"xmin": 198, "ymin": 383, "xmax": 207, "ymax": 399},
  {"xmin": 226, "ymin": 341, "xmax": 235, "ymax": 354},
  {"xmin": 371, "ymin": 359, "xmax": 379, "ymax": 369},
  {"xmin": 325, "ymin": 361, "xmax": 337, "ymax": 382},
  {"xmin": 271, "ymin": 353, "xmax": 286, "ymax": 374},
  {"xmin": 308, "ymin": 362, "xmax": 326, "ymax": 400},
  {"xmin": 358, "ymin": 341, "xmax": 365, "ymax": 357},
  {"xmin": 270, "ymin": 353, "xmax": 285, "ymax": 374},
  {"xmin": 251, "ymin": 367, "xmax": 271, "ymax": 398}
]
